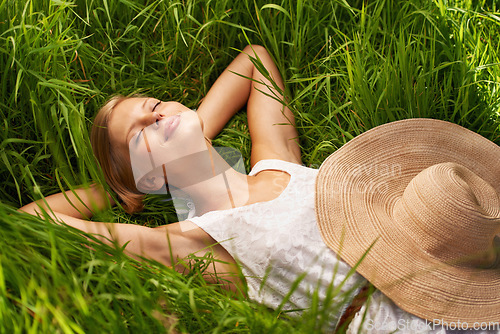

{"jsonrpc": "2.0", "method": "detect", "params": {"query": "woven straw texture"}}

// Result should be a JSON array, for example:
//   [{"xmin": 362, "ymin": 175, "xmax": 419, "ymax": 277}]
[{"xmin": 315, "ymin": 118, "xmax": 500, "ymax": 326}]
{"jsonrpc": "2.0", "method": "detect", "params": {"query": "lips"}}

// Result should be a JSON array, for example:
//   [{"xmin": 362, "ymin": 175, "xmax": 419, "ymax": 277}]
[{"xmin": 163, "ymin": 114, "xmax": 180, "ymax": 140}]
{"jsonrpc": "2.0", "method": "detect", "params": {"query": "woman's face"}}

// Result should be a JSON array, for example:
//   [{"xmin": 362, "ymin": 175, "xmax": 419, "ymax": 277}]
[
  {"xmin": 107, "ymin": 97, "xmax": 200, "ymax": 149},
  {"xmin": 108, "ymin": 97, "xmax": 207, "ymax": 191}
]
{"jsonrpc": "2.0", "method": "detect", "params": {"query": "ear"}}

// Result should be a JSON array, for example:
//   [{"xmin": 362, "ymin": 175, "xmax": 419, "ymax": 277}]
[{"xmin": 136, "ymin": 167, "xmax": 167, "ymax": 193}]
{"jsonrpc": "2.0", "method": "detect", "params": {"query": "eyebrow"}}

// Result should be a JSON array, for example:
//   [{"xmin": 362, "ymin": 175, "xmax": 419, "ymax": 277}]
[{"xmin": 125, "ymin": 98, "xmax": 150, "ymax": 145}]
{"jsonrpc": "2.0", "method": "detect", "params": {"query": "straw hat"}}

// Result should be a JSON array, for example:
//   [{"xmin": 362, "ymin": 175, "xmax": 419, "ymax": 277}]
[{"xmin": 315, "ymin": 118, "xmax": 500, "ymax": 327}]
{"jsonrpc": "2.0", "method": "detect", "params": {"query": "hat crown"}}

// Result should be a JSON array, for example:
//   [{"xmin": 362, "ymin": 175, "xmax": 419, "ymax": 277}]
[
  {"xmin": 316, "ymin": 119, "xmax": 500, "ymax": 324},
  {"xmin": 393, "ymin": 162, "xmax": 500, "ymax": 266}
]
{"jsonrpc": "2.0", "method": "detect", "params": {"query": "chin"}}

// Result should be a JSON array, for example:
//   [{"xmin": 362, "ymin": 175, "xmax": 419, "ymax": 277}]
[
  {"xmin": 197, "ymin": 113, "xmax": 205, "ymax": 132},
  {"xmin": 167, "ymin": 111, "xmax": 207, "ymax": 151}
]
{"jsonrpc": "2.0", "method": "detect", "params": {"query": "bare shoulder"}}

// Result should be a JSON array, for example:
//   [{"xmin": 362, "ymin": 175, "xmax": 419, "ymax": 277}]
[
  {"xmin": 158, "ymin": 221, "xmax": 233, "ymax": 262},
  {"xmin": 250, "ymin": 143, "xmax": 302, "ymax": 166},
  {"xmin": 158, "ymin": 221, "xmax": 217, "ymax": 250},
  {"xmin": 160, "ymin": 221, "xmax": 240, "ymax": 289}
]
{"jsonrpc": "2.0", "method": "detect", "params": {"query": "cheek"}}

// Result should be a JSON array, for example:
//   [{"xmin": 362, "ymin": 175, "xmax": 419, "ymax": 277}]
[
  {"xmin": 133, "ymin": 111, "xmax": 206, "ymax": 176},
  {"xmin": 129, "ymin": 138, "xmax": 156, "ymax": 184}
]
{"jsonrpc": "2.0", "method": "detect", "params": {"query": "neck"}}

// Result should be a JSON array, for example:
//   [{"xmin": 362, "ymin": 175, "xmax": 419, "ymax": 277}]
[{"xmin": 167, "ymin": 144, "xmax": 251, "ymax": 216}]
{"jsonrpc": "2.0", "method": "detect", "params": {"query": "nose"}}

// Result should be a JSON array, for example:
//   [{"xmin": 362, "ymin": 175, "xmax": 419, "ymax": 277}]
[
  {"xmin": 138, "ymin": 112, "xmax": 162, "ymax": 129},
  {"xmin": 141, "ymin": 101, "xmax": 190, "ymax": 130}
]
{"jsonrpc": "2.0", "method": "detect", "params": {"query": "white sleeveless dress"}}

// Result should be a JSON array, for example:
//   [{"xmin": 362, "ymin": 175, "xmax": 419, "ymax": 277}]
[
  {"xmin": 188, "ymin": 159, "xmax": 365, "ymax": 327},
  {"xmin": 347, "ymin": 290, "xmax": 499, "ymax": 334},
  {"xmin": 189, "ymin": 159, "xmax": 495, "ymax": 333}
]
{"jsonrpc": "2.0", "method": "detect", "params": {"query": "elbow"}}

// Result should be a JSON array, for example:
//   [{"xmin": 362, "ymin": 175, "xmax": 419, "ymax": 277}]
[
  {"xmin": 18, "ymin": 204, "xmax": 37, "ymax": 216},
  {"xmin": 243, "ymin": 44, "xmax": 269, "ymax": 57},
  {"xmin": 18, "ymin": 203, "xmax": 48, "ymax": 218}
]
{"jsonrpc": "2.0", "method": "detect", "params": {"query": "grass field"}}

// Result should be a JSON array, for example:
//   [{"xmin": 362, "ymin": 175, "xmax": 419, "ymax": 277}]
[{"xmin": 1, "ymin": 0, "xmax": 499, "ymax": 332}]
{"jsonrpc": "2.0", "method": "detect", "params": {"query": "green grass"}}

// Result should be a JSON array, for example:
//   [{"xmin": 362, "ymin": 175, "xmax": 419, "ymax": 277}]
[{"xmin": 1, "ymin": 0, "xmax": 499, "ymax": 332}]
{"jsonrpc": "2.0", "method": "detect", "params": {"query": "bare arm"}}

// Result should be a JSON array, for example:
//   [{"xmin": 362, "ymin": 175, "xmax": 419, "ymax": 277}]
[
  {"xmin": 18, "ymin": 185, "xmax": 191, "ymax": 267},
  {"xmin": 197, "ymin": 45, "xmax": 301, "ymax": 165},
  {"xmin": 19, "ymin": 183, "xmax": 114, "ymax": 220},
  {"xmin": 18, "ymin": 186, "xmax": 240, "ymax": 289},
  {"xmin": 17, "ymin": 185, "xmax": 176, "ymax": 265}
]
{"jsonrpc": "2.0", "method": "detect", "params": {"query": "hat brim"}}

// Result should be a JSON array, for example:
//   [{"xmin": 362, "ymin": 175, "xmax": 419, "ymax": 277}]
[{"xmin": 315, "ymin": 118, "xmax": 500, "ymax": 325}]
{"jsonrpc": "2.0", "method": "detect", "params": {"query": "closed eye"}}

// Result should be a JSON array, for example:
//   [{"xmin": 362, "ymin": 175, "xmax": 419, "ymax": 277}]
[{"xmin": 152, "ymin": 101, "xmax": 161, "ymax": 111}]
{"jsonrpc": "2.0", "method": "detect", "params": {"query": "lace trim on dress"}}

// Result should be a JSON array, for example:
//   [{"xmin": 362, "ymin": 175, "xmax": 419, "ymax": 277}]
[{"xmin": 189, "ymin": 159, "xmax": 366, "ymax": 331}]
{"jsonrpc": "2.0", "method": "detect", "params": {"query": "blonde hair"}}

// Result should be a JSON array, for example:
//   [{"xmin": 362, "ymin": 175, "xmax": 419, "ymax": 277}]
[{"xmin": 91, "ymin": 95, "xmax": 144, "ymax": 214}]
